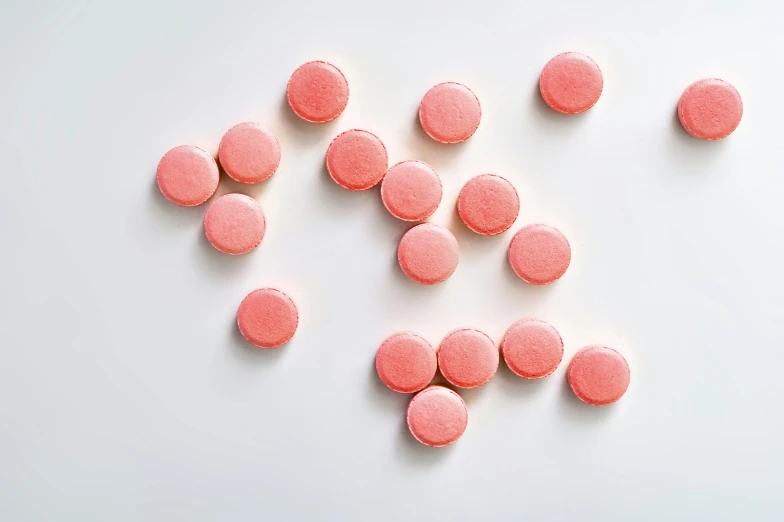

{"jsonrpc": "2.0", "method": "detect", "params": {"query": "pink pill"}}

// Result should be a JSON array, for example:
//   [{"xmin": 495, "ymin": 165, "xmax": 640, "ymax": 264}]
[
  {"xmin": 438, "ymin": 328, "xmax": 499, "ymax": 389},
  {"xmin": 407, "ymin": 385, "xmax": 468, "ymax": 447},
  {"xmin": 380, "ymin": 160, "xmax": 442, "ymax": 222},
  {"xmin": 501, "ymin": 319, "xmax": 563, "ymax": 379},
  {"xmin": 567, "ymin": 346, "xmax": 630, "ymax": 406},
  {"xmin": 678, "ymin": 78, "xmax": 743, "ymax": 140},
  {"xmin": 156, "ymin": 145, "xmax": 219, "ymax": 207},
  {"xmin": 375, "ymin": 332, "xmax": 438, "ymax": 393},
  {"xmin": 539, "ymin": 52, "xmax": 603, "ymax": 114},
  {"xmin": 237, "ymin": 288, "xmax": 298, "ymax": 349},
  {"xmin": 203, "ymin": 193, "xmax": 266, "ymax": 255},
  {"xmin": 287, "ymin": 61, "xmax": 349, "ymax": 123},
  {"xmin": 218, "ymin": 122, "xmax": 281, "ymax": 184},
  {"xmin": 457, "ymin": 174, "xmax": 520, "ymax": 235},
  {"xmin": 508, "ymin": 224, "xmax": 571, "ymax": 285},
  {"xmin": 419, "ymin": 82, "xmax": 481, "ymax": 144},
  {"xmin": 326, "ymin": 129, "xmax": 388, "ymax": 191},
  {"xmin": 397, "ymin": 224, "xmax": 460, "ymax": 285}
]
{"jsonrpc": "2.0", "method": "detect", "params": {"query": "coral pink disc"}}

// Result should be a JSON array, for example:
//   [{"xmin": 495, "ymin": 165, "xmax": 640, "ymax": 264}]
[
  {"xmin": 156, "ymin": 145, "xmax": 219, "ymax": 207},
  {"xmin": 407, "ymin": 385, "xmax": 468, "ymax": 447},
  {"xmin": 203, "ymin": 193, "xmax": 266, "ymax": 255},
  {"xmin": 326, "ymin": 129, "xmax": 388, "ymax": 191},
  {"xmin": 380, "ymin": 161, "xmax": 442, "ymax": 221},
  {"xmin": 397, "ymin": 224, "xmax": 460, "ymax": 285},
  {"xmin": 375, "ymin": 332, "xmax": 437, "ymax": 393},
  {"xmin": 438, "ymin": 329, "xmax": 499, "ymax": 389},
  {"xmin": 286, "ymin": 61, "xmax": 349, "ymax": 123},
  {"xmin": 419, "ymin": 82, "xmax": 481, "ymax": 144},
  {"xmin": 508, "ymin": 224, "xmax": 571, "ymax": 285},
  {"xmin": 218, "ymin": 122, "xmax": 281, "ymax": 184},
  {"xmin": 678, "ymin": 78, "xmax": 743, "ymax": 140},
  {"xmin": 457, "ymin": 174, "xmax": 520, "ymax": 235},
  {"xmin": 237, "ymin": 288, "xmax": 298, "ymax": 349},
  {"xmin": 539, "ymin": 52, "xmax": 603, "ymax": 114},
  {"xmin": 567, "ymin": 346, "xmax": 630, "ymax": 406},
  {"xmin": 501, "ymin": 319, "xmax": 563, "ymax": 379}
]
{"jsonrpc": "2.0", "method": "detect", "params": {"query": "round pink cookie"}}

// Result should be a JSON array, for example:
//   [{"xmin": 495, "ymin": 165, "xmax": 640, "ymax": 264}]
[
  {"xmin": 397, "ymin": 224, "xmax": 460, "ymax": 285},
  {"xmin": 678, "ymin": 78, "xmax": 742, "ymax": 140},
  {"xmin": 156, "ymin": 145, "xmax": 219, "ymax": 207},
  {"xmin": 326, "ymin": 129, "xmax": 388, "ymax": 191},
  {"xmin": 407, "ymin": 385, "xmax": 468, "ymax": 447},
  {"xmin": 419, "ymin": 82, "xmax": 481, "ymax": 143},
  {"xmin": 508, "ymin": 224, "xmax": 571, "ymax": 285},
  {"xmin": 375, "ymin": 332, "xmax": 437, "ymax": 393},
  {"xmin": 237, "ymin": 288, "xmax": 298, "ymax": 349},
  {"xmin": 457, "ymin": 174, "xmax": 520, "ymax": 235},
  {"xmin": 218, "ymin": 122, "xmax": 281, "ymax": 184},
  {"xmin": 204, "ymin": 193, "xmax": 266, "ymax": 255},
  {"xmin": 501, "ymin": 319, "xmax": 563, "ymax": 379},
  {"xmin": 567, "ymin": 346, "xmax": 630, "ymax": 406},
  {"xmin": 287, "ymin": 61, "xmax": 349, "ymax": 123},
  {"xmin": 539, "ymin": 52, "xmax": 603, "ymax": 114},
  {"xmin": 381, "ymin": 160, "xmax": 442, "ymax": 221},
  {"xmin": 438, "ymin": 328, "xmax": 499, "ymax": 389}
]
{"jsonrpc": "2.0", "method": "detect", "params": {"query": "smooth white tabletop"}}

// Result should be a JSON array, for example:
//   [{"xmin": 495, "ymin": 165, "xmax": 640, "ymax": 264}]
[{"xmin": 2, "ymin": 1, "xmax": 782, "ymax": 520}]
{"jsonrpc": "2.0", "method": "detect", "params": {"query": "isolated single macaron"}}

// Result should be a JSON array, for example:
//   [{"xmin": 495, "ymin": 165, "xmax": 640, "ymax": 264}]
[
  {"xmin": 567, "ymin": 345, "xmax": 630, "ymax": 406},
  {"xmin": 218, "ymin": 122, "xmax": 281, "ymax": 184},
  {"xmin": 376, "ymin": 332, "xmax": 437, "ymax": 393},
  {"xmin": 397, "ymin": 223, "xmax": 460, "ymax": 285},
  {"xmin": 407, "ymin": 385, "xmax": 468, "ymax": 447},
  {"xmin": 501, "ymin": 319, "xmax": 563, "ymax": 379},
  {"xmin": 156, "ymin": 145, "xmax": 219, "ymax": 206},
  {"xmin": 539, "ymin": 52, "xmax": 603, "ymax": 114},
  {"xmin": 677, "ymin": 78, "xmax": 742, "ymax": 140},
  {"xmin": 204, "ymin": 193, "xmax": 266, "ymax": 255},
  {"xmin": 419, "ymin": 82, "xmax": 481, "ymax": 143},
  {"xmin": 380, "ymin": 160, "xmax": 442, "ymax": 221},
  {"xmin": 457, "ymin": 174, "xmax": 520, "ymax": 235},
  {"xmin": 326, "ymin": 129, "xmax": 388, "ymax": 190},
  {"xmin": 438, "ymin": 328, "xmax": 499, "ymax": 388},
  {"xmin": 508, "ymin": 224, "xmax": 571, "ymax": 285},
  {"xmin": 287, "ymin": 60, "xmax": 349, "ymax": 123},
  {"xmin": 237, "ymin": 288, "xmax": 298, "ymax": 348}
]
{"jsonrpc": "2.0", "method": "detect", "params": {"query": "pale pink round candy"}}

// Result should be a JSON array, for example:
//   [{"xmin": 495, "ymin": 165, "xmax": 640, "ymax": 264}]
[
  {"xmin": 501, "ymin": 319, "xmax": 563, "ymax": 379},
  {"xmin": 380, "ymin": 161, "xmax": 442, "ymax": 221},
  {"xmin": 419, "ymin": 82, "xmax": 481, "ymax": 144},
  {"xmin": 539, "ymin": 52, "xmax": 603, "ymax": 114},
  {"xmin": 375, "ymin": 332, "xmax": 437, "ymax": 393},
  {"xmin": 326, "ymin": 129, "xmax": 388, "ymax": 191},
  {"xmin": 287, "ymin": 61, "xmax": 349, "ymax": 123},
  {"xmin": 397, "ymin": 224, "xmax": 460, "ymax": 285},
  {"xmin": 438, "ymin": 328, "xmax": 499, "ymax": 389},
  {"xmin": 237, "ymin": 288, "xmax": 298, "ymax": 348},
  {"xmin": 204, "ymin": 194, "xmax": 266, "ymax": 255},
  {"xmin": 156, "ymin": 145, "xmax": 219, "ymax": 207},
  {"xmin": 218, "ymin": 122, "xmax": 281, "ymax": 184},
  {"xmin": 567, "ymin": 346, "xmax": 630, "ymax": 406},
  {"xmin": 457, "ymin": 174, "xmax": 520, "ymax": 235},
  {"xmin": 407, "ymin": 385, "xmax": 468, "ymax": 447},
  {"xmin": 678, "ymin": 78, "xmax": 743, "ymax": 140},
  {"xmin": 508, "ymin": 224, "xmax": 571, "ymax": 285}
]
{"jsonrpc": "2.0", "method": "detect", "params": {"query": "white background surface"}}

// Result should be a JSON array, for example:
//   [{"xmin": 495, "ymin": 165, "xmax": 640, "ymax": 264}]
[{"xmin": 2, "ymin": 0, "xmax": 783, "ymax": 520}]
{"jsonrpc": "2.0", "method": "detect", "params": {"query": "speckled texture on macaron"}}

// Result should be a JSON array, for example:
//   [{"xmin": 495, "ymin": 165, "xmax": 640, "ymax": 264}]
[
  {"xmin": 218, "ymin": 122, "xmax": 281, "ymax": 184},
  {"xmin": 501, "ymin": 319, "xmax": 563, "ymax": 379},
  {"xmin": 567, "ymin": 345, "xmax": 630, "ymax": 406},
  {"xmin": 381, "ymin": 160, "xmax": 442, "ymax": 222},
  {"xmin": 156, "ymin": 145, "xmax": 219, "ymax": 207},
  {"xmin": 204, "ymin": 193, "xmax": 266, "ymax": 255},
  {"xmin": 397, "ymin": 224, "xmax": 460, "ymax": 285},
  {"xmin": 287, "ymin": 61, "xmax": 349, "ymax": 123},
  {"xmin": 508, "ymin": 224, "xmax": 571, "ymax": 285},
  {"xmin": 376, "ymin": 332, "xmax": 437, "ymax": 393},
  {"xmin": 539, "ymin": 52, "xmax": 603, "ymax": 114},
  {"xmin": 678, "ymin": 78, "xmax": 742, "ymax": 140},
  {"xmin": 419, "ymin": 82, "xmax": 481, "ymax": 143},
  {"xmin": 457, "ymin": 174, "xmax": 520, "ymax": 235},
  {"xmin": 407, "ymin": 385, "xmax": 468, "ymax": 447},
  {"xmin": 237, "ymin": 288, "xmax": 299, "ymax": 349},
  {"xmin": 326, "ymin": 129, "xmax": 388, "ymax": 191},
  {"xmin": 438, "ymin": 328, "xmax": 499, "ymax": 389}
]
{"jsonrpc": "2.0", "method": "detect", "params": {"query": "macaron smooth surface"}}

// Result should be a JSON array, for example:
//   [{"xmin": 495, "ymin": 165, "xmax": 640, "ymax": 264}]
[
  {"xmin": 326, "ymin": 129, "xmax": 388, "ymax": 191},
  {"xmin": 397, "ymin": 224, "xmax": 460, "ymax": 285},
  {"xmin": 218, "ymin": 122, "xmax": 281, "ymax": 184},
  {"xmin": 539, "ymin": 52, "xmax": 603, "ymax": 114},
  {"xmin": 508, "ymin": 224, "xmax": 571, "ymax": 285},
  {"xmin": 237, "ymin": 288, "xmax": 299, "ymax": 349},
  {"xmin": 375, "ymin": 332, "xmax": 438, "ymax": 393},
  {"xmin": 204, "ymin": 193, "xmax": 266, "ymax": 255},
  {"xmin": 380, "ymin": 160, "xmax": 442, "ymax": 221},
  {"xmin": 567, "ymin": 345, "xmax": 630, "ymax": 406},
  {"xmin": 419, "ymin": 82, "xmax": 481, "ymax": 143},
  {"xmin": 156, "ymin": 145, "xmax": 219, "ymax": 207},
  {"xmin": 407, "ymin": 385, "xmax": 468, "ymax": 447},
  {"xmin": 438, "ymin": 328, "xmax": 499, "ymax": 389},
  {"xmin": 287, "ymin": 61, "xmax": 349, "ymax": 123},
  {"xmin": 678, "ymin": 78, "xmax": 743, "ymax": 140},
  {"xmin": 501, "ymin": 319, "xmax": 563, "ymax": 379},
  {"xmin": 457, "ymin": 174, "xmax": 520, "ymax": 235}
]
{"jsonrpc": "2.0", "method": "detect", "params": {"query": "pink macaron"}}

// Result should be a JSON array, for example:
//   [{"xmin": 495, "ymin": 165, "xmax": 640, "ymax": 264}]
[
  {"xmin": 407, "ymin": 385, "xmax": 468, "ymax": 447},
  {"xmin": 419, "ymin": 82, "xmax": 481, "ymax": 143},
  {"xmin": 508, "ymin": 224, "xmax": 571, "ymax": 285},
  {"xmin": 204, "ymin": 193, "xmax": 266, "ymax": 255},
  {"xmin": 375, "ymin": 332, "xmax": 438, "ymax": 393},
  {"xmin": 287, "ymin": 60, "xmax": 349, "ymax": 123},
  {"xmin": 397, "ymin": 224, "xmax": 460, "ymax": 285},
  {"xmin": 237, "ymin": 288, "xmax": 299, "ymax": 349},
  {"xmin": 218, "ymin": 122, "xmax": 281, "ymax": 184},
  {"xmin": 567, "ymin": 346, "xmax": 630, "ymax": 406},
  {"xmin": 380, "ymin": 160, "xmax": 442, "ymax": 222},
  {"xmin": 539, "ymin": 52, "xmax": 603, "ymax": 114},
  {"xmin": 457, "ymin": 174, "xmax": 520, "ymax": 235},
  {"xmin": 501, "ymin": 319, "xmax": 563, "ymax": 379},
  {"xmin": 678, "ymin": 78, "xmax": 742, "ymax": 140},
  {"xmin": 156, "ymin": 145, "xmax": 219, "ymax": 207},
  {"xmin": 326, "ymin": 129, "xmax": 388, "ymax": 191},
  {"xmin": 438, "ymin": 328, "xmax": 499, "ymax": 389}
]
